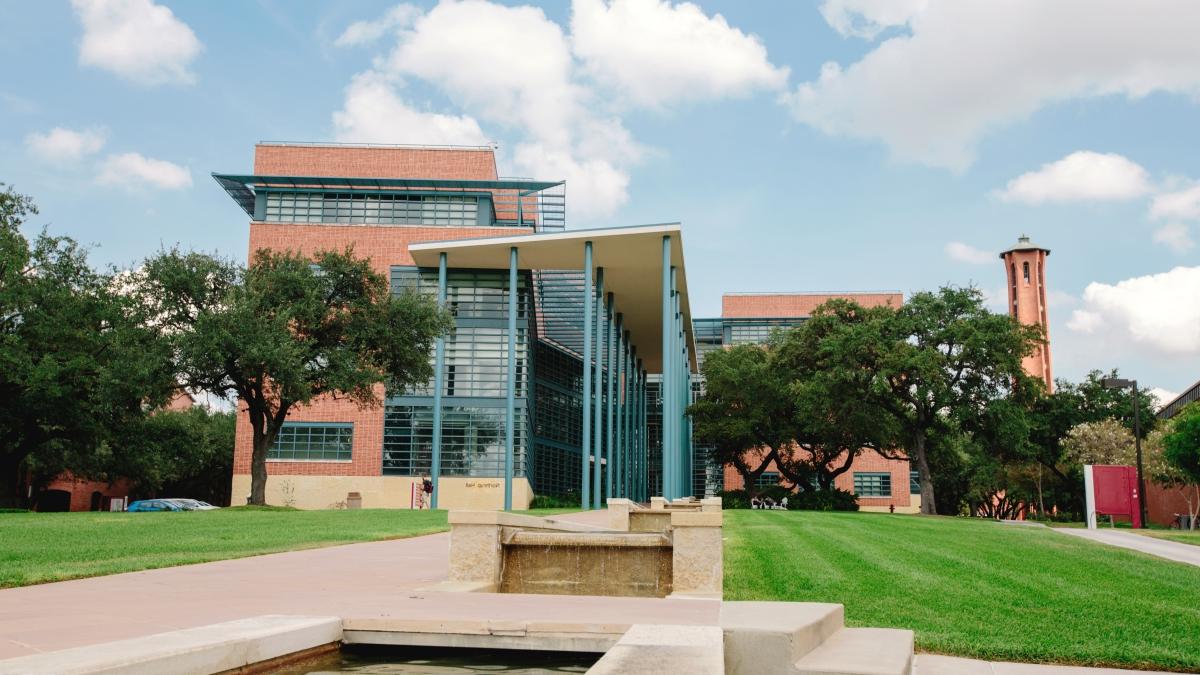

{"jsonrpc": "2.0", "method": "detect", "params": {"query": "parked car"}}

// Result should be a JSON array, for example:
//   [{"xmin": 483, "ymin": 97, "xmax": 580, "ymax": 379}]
[
  {"xmin": 126, "ymin": 498, "xmax": 219, "ymax": 512},
  {"xmin": 127, "ymin": 499, "xmax": 184, "ymax": 512},
  {"xmin": 170, "ymin": 499, "xmax": 219, "ymax": 511}
]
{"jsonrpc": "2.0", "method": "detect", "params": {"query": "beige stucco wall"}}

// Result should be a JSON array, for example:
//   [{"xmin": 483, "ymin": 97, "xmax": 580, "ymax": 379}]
[{"xmin": 230, "ymin": 474, "xmax": 533, "ymax": 510}]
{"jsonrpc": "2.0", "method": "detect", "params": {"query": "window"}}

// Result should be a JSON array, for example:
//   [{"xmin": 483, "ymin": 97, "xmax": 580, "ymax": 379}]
[
  {"xmin": 1022, "ymin": 261, "xmax": 1030, "ymax": 284},
  {"xmin": 854, "ymin": 472, "xmax": 891, "ymax": 497},
  {"xmin": 910, "ymin": 470, "xmax": 920, "ymax": 495},
  {"xmin": 269, "ymin": 423, "xmax": 353, "ymax": 462},
  {"xmin": 755, "ymin": 471, "xmax": 780, "ymax": 490},
  {"xmin": 383, "ymin": 405, "xmax": 527, "ymax": 477},
  {"xmin": 263, "ymin": 191, "xmax": 481, "ymax": 226}
]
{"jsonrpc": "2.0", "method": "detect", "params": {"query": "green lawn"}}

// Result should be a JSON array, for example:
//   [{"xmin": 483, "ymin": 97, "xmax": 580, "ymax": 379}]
[
  {"xmin": 724, "ymin": 510, "xmax": 1200, "ymax": 672},
  {"xmin": 1139, "ymin": 529, "xmax": 1200, "ymax": 547},
  {"xmin": 0, "ymin": 507, "xmax": 450, "ymax": 588}
]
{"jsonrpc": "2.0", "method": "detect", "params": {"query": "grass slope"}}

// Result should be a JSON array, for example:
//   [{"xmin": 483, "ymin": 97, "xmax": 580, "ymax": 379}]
[
  {"xmin": 724, "ymin": 510, "xmax": 1200, "ymax": 672},
  {"xmin": 1138, "ymin": 529, "xmax": 1200, "ymax": 547},
  {"xmin": 0, "ymin": 508, "xmax": 449, "ymax": 588}
]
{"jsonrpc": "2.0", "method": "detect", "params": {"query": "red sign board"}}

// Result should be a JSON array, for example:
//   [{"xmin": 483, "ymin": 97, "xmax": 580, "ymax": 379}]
[{"xmin": 1090, "ymin": 465, "xmax": 1142, "ymax": 529}]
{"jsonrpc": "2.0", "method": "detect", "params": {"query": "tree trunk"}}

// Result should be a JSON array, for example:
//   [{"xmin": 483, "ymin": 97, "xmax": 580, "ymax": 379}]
[
  {"xmin": 913, "ymin": 431, "xmax": 937, "ymax": 515},
  {"xmin": 249, "ymin": 431, "xmax": 270, "ymax": 506}
]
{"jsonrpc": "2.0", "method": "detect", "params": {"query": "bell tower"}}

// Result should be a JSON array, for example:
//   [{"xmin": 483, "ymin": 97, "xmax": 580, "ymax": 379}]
[{"xmin": 1000, "ymin": 235, "xmax": 1052, "ymax": 391}]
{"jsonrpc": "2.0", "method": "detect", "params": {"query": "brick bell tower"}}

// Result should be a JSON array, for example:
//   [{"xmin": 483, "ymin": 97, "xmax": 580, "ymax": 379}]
[{"xmin": 1000, "ymin": 235, "xmax": 1052, "ymax": 392}]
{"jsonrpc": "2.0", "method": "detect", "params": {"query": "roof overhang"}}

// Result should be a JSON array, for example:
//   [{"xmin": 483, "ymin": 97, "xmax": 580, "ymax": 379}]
[
  {"xmin": 410, "ymin": 224, "xmax": 696, "ymax": 373},
  {"xmin": 211, "ymin": 173, "xmax": 565, "ymax": 217}
]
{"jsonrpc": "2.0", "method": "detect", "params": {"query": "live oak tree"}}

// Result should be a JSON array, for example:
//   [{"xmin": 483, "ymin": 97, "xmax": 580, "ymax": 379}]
[
  {"xmin": 1160, "ymin": 403, "xmax": 1200, "ymax": 529},
  {"xmin": 0, "ymin": 185, "xmax": 175, "ymax": 507},
  {"xmin": 773, "ymin": 300, "xmax": 902, "ymax": 489},
  {"xmin": 867, "ymin": 287, "xmax": 1042, "ymax": 514},
  {"xmin": 136, "ymin": 247, "xmax": 452, "ymax": 505},
  {"xmin": 688, "ymin": 344, "xmax": 797, "ymax": 492}
]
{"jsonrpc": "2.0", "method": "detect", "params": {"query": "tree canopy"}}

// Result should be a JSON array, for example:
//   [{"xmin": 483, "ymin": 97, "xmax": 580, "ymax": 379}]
[
  {"xmin": 135, "ymin": 247, "xmax": 452, "ymax": 505},
  {"xmin": 0, "ymin": 185, "xmax": 176, "ymax": 507}
]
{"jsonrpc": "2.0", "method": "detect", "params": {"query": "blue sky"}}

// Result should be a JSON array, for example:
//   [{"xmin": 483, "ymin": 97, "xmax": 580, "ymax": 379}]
[{"xmin": 2, "ymin": 0, "xmax": 1198, "ymax": 401}]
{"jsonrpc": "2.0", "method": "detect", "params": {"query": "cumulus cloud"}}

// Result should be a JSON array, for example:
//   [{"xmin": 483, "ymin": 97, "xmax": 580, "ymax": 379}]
[
  {"xmin": 1150, "ymin": 183, "xmax": 1200, "ymax": 221},
  {"xmin": 334, "ymin": 4, "xmax": 420, "ymax": 47},
  {"xmin": 331, "ymin": 0, "xmax": 786, "ymax": 221},
  {"xmin": 97, "ymin": 152, "xmax": 192, "ymax": 190},
  {"xmin": 333, "ymin": 73, "xmax": 490, "ymax": 146},
  {"xmin": 1152, "ymin": 222, "xmax": 1195, "ymax": 253},
  {"xmin": 788, "ymin": 0, "xmax": 1200, "ymax": 170},
  {"xmin": 945, "ymin": 241, "xmax": 993, "ymax": 265},
  {"xmin": 1148, "ymin": 387, "xmax": 1179, "ymax": 409},
  {"xmin": 1067, "ymin": 266, "xmax": 1200, "ymax": 356},
  {"xmin": 819, "ymin": 0, "xmax": 927, "ymax": 40},
  {"xmin": 570, "ymin": 0, "xmax": 788, "ymax": 108},
  {"xmin": 25, "ymin": 127, "xmax": 106, "ymax": 164},
  {"xmin": 997, "ymin": 151, "xmax": 1153, "ymax": 204},
  {"xmin": 72, "ymin": 0, "xmax": 202, "ymax": 85}
]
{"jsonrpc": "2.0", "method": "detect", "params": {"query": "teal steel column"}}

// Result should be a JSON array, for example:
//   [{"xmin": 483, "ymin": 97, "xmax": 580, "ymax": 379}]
[
  {"xmin": 661, "ymin": 236, "xmax": 673, "ymax": 500},
  {"xmin": 504, "ymin": 246, "xmax": 517, "ymax": 511},
  {"xmin": 592, "ymin": 268, "xmax": 606, "ymax": 510},
  {"xmin": 431, "ymin": 252, "xmax": 447, "ymax": 509},
  {"xmin": 614, "ymin": 320, "xmax": 625, "ymax": 499},
  {"xmin": 605, "ymin": 300, "xmax": 616, "ymax": 501},
  {"xmin": 671, "ymin": 267, "xmax": 681, "ymax": 499},
  {"xmin": 640, "ymin": 364, "xmax": 647, "ymax": 501},
  {"xmin": 580, "ymin": 243, "xmax": 593, "ymax": 509}
]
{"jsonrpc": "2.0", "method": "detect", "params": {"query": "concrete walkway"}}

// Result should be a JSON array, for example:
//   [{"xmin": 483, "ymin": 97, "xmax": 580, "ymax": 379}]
[{"xmin": 1055, "ymin": 527, "xmax": 1200, "ymax": 568}]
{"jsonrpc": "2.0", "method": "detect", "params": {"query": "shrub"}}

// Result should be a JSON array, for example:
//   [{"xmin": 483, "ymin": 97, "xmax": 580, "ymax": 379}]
[
  {"xmin": 529, "ymin": 493, "xmax": 579, "ymax": 509},
  {"xmin": 718, "ymin": 489, "xmax": 751, "ymax": 509},
  {"xmin": 788, "ymin": 488, "xmax": 859, "ymax": 511}
]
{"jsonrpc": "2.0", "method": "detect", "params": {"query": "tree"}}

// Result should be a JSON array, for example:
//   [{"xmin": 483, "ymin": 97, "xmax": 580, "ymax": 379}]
[
  {"xmin": 1062, "ymin": 419, "xmax": 1135, "ymax": 466},
  {"xmin": 136, "ymin": 247, "xmax": 452, "ymax": 505},
  {"xmin": 689, "ymin": 344, "xmax": 796, "ymax": 491},
  {"xmin": 106, "ymin": 407, "xmax": 236, "ymax": 505},
  {"xmin": 774, "ymin": 300, "xmax": 901, "ymax": 489},
  {"xmin": 868, "ymin": 287, "xmax": 1042, "ymax": 514},
  {"xmin": 0, "ymin": 185, "xmax": 175, "ymax": 507},
  {"xmin": 1160, "ymin": 403, "xmax": 1200, "ymax": 529}
]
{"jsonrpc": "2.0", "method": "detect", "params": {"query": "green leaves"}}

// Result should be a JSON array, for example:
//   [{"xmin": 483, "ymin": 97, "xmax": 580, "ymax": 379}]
[{"xmin": 135, "ymin": 245, "xmax": 452, "ymax": 504}]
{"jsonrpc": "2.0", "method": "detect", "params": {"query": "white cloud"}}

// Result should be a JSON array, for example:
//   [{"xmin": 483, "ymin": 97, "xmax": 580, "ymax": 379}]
[
  {"xmin": 788, "ymin": 0, "xmax": 1200, "ymax": 170},
  {"xmin": 945, "ymin": 241, "xmax": 993, "ymax": 265},
  {"xmin": 1067, "ymin": 266, "xmax": 1200, "ymax": 356},
  {"xmin": 97, "ymin": 153, "xmax": 192, "ymax": 190},
  {"xmin": 25, "ymin": 127, "xmax": 106, "ymax": 164},
  {"xmin": 819, "ymin": 0, "xmax": 927, "ymax": 40},
  {"xmin": 997, "ymin": 151, "xmax": 1153, "ymax": 204},
  {"xmin": 1152, "ymin": 222, "xmax": 1195, "ymax": 253},
  {"xmin": 1149, "ymin": 183, "xmax": 1200, "ymax": 221},
  {"xmin": 334, "ymin": 4, "xmax": 420, "ymax": 47},
  {"xmin": 570, "ymin": 0, "xmax": 789, "ymax": 108},
  {"xmin": 1148, "ymin": 387, "xmax": 1179, "ymax": 409},
  {"xmin": 332, "ymin": 73, "xmax": 490, "ymax": 146},
  {"xmin": 72, "ymin": 0, "xmax": 202, "ymax": 85}
]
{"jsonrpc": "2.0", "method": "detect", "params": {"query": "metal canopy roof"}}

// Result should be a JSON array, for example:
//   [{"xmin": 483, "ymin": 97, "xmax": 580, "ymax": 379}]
[
  {"xmin": 210, "ymin": 173, "xmax": 565, "ymax": 217},
  {"xmin": 410, "ymin": 224, "xmax": 697, "ymax": 374}
]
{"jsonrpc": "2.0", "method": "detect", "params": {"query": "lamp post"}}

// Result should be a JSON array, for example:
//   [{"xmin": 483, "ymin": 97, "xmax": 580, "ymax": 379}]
[{"xmin": 1101, "ymin": 377, "xmax": 1148, "ymax": 528}]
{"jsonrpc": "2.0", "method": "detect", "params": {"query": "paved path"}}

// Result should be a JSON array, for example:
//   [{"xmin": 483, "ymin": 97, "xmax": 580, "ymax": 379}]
[
  {"xmin": 0, "ymin": 509, "xmax": 716, "ymax": 660},
  {"xmin": 1055, "ymin": 527, "xmax": 1200, "ymax": 568}
]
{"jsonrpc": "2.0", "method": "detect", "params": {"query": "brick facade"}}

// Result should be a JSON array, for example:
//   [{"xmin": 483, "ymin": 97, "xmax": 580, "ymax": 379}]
[
  {"xmin": 722, "ymin": 292, "xmax": 903, "ymax": 318},
  {"xmin": 253, "ymin": 143, "xmax": 498, "ymax": 180}
]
